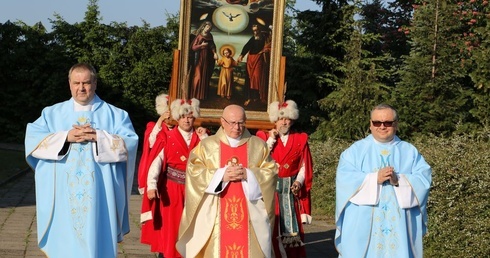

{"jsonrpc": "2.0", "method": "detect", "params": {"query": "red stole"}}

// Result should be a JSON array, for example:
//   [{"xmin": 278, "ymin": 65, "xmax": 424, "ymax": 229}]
[{"xmin": 220, "ymin": 142, "xmax": 249, "ymax": 257}]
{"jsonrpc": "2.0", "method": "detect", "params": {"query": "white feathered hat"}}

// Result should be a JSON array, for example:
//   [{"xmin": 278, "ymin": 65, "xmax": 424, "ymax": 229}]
[
  {"xmin": 268, "ymin": 100, "xmax": 299, "ymax": 122},
  {"xmin": 170, "ymin": 98, "xmax": 200, "ymax": 121},
  {"xmin": 155, "ymin": 93, "xmax": 170, "ymax": 115}
]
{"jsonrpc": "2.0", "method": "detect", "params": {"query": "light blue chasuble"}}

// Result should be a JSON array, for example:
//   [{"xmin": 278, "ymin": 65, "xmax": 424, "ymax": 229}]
[
  {"xmin": 335, "ymin": 135, "xmax": 431, "ymax": 258},
  {"xmin": 25, "ymin": 96, "xmax": 138, "ymax": 258}
]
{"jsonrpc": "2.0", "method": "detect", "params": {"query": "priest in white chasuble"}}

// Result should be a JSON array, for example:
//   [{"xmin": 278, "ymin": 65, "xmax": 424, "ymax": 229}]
[
  {"xmin": 177, "ymin": 104, "xmax": 278, "ymax": 258},
  {"xmin": 24, "ymin": 63, "xmax": 138, "ymax": 258}
]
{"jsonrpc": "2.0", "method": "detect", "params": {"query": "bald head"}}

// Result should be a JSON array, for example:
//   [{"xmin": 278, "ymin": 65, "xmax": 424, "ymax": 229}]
[
  {"xmin": 221, "ymin": 105, "xmax": 247, "ymax": 139},
  {"xmin": 223, "ymin": 105, "xmax": 246, "ymax": 119}
]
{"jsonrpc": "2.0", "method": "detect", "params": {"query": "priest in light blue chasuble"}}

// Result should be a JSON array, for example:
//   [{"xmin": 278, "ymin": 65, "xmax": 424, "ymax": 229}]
[
  {"xmin": 24, "ymin": 63, "xmax": 138, "ymax": 258},
  {"xmin": 335, "ymin": 104, "xmax": 432, "ymax": 258}
]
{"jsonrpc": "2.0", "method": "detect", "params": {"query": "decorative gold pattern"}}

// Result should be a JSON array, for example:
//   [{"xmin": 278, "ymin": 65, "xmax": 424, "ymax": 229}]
[
  {"xmin": 224, "ymin": 195, "xmax": 245, "ymax": 230},
  {"xmin": 225, "ymin": 242, "xmax": 244, "ymax": 258},
  {"xmin": 110, "ymin": 137, "xmax": 121, "ymax": 152},
  {"xmin": 180, "ymin": 155, "xmax": 187, "ymax": 162},
  {"xmin": 77, "ymin": 116, "xmax": 90, "ymax": 125},
  {"xmin": 283, "ymin": 163, "xmax": 290, "ymax": 169},
  {"xmin": 66, "ymin": 143, "xmax": 94, "ymax": 239},
  {"xmin": 39, "ymin": 137, "xmax": 50, "ymax": 149}
]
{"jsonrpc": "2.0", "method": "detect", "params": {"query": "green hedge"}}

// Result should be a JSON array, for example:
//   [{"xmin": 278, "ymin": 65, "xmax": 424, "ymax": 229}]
[{"xmin": 309, "ymin": 134, "xmax": 489, "ymax": 257}]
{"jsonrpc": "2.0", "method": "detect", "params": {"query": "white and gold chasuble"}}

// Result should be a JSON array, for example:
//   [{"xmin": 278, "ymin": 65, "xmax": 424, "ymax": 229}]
[{"xmin": 177, "ymin": 128, "xmax": 277, "ymax": 258}]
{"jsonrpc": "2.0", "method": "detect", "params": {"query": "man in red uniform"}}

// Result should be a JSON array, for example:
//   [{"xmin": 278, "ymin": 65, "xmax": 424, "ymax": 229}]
[
  {"xmin": 140, "ymin": 98, "xmax": 208, "ymax": 258},
  {"xmin": 138, "ymin": 93, "xmax": 172, "ymax": 197},
  {"xmin": 257, "ymin": 100, "xmax": 314, "ymax": 258}
]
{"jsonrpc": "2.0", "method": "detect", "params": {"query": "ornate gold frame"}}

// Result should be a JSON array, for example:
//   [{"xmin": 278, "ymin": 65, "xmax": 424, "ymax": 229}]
[{"xmin": 169, "ymin": 0, "xmax": 286, "ymax": 129}]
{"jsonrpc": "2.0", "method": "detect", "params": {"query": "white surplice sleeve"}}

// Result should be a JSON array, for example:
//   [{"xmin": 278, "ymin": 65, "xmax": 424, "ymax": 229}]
[
  {"xmin": 243, "ymin": 168, "xmax": 262, "ymax": 201},
  {"xmin": 393, "ymin": 174, "xmax": 419, "ymax": 208},
  {"xmin": 349, "ymin": 172, "xmax": 418, "ymax": 209},
  {"xmin": 205, "ymin": 167, "xmax": 262, "ymax": 201},
  {"xmin": 93, "ymin": 130, "xmax": 129, "ymax": 163},
  {"xmin": 31, "ymin": 131, "xmax": 69, "ymax": 160},
  {"xmin": 349, "ymin": 173, "xmax": 382, "ymax": 205},
  {"xmin": 206, "ymin": 167, "xmax": 228, "ymax": 194}
]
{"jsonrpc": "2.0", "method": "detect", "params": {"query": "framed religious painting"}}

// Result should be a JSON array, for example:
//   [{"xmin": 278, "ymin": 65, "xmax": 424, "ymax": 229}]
[{"xmin": 169, "ymin": 0, "xmax": 286, "ymax": 129}]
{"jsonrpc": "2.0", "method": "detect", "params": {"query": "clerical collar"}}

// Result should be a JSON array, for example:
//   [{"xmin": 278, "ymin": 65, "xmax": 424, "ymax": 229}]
[
  {"xmin": 373, "ymin": 137, "xmax": 396, "ymax": 145},
  {"xmin": 74, "ymin": 98, "xmax": 95, "ymax": 111},
  {"xmin": 226, "ymin": 135, "xmax": 242, "ymax": 147}
]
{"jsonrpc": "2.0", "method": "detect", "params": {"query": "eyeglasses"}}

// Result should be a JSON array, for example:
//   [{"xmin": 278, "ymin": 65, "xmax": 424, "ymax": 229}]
[
  {"xmin": 371, "ymin": 120, "xmax": 396, "ymax": 127},
  {"xmin": 221, "ymin": 117, "xmax": 245, "ymax": 128}
]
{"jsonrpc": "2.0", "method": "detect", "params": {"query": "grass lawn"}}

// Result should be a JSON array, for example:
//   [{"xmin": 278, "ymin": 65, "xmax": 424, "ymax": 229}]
[{"xmin": 0, "ymin": 149, "xmax": 29, "ymax": 183}]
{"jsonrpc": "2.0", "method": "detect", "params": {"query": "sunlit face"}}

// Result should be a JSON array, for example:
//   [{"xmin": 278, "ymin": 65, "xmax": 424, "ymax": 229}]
[
  {"xmin": 178, "ymin": 114, "xmax": 195, "ymax": 132},
  {"xmin": 69, "ymin": 68, "xmax": 96, "ymax": 105},
  {"xmin": 370, "ymin": 108, "xmax": 398, "ymax": 143},
  {"xmin": 275, "ymin": 117, "xmax": 293, "ymax": 135},
  {"xmin": 221, "ymin": 106, "xmax": 246, "ymax": 139}
]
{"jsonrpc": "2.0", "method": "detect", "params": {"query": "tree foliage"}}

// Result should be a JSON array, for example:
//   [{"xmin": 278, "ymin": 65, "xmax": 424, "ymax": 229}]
[
  {"xmin": 0, "ymin": 0, "xmax": 179, "ymax": 141},
  {"xmin": 284, "ymin": 0, "xmax": 349, "ymax": 134},
  {"xmin": 1, "ymin": 0, "xmax": 489, "ymax": 143},
  {"xmin": 314, "ymin": 0, "xmax": 392, "ymax": 140},
  {"xmin": 393, "ymin": 0, "xmax": 489, "ymax": 138}
]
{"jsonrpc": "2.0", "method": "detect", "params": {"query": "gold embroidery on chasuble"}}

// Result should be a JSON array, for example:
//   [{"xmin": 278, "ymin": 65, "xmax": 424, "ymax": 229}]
[
  {"xmin": 66, "ymin": 143, "xmax": 94, "ymax": 239},
  {"xmin": 224, "ymin": 195, "xmax": 245, "ymax": 230},
  {"xmin": 39, "ymin": 137, "xmax": 50, "ymax": 149},
  {"xmin": 380, "ymin": 149, "xmax": 390, "ymax": 156},
  {"xmin": 110, "ymin": 137, "xmax": 121, "ymax": 152},
  {"xmin": 225, "ymin": 242, "xmax": 245, "ymax": 258},
  {"xmin": 77, "ymin": 116, "xmax": 90, "ymax": 125}
]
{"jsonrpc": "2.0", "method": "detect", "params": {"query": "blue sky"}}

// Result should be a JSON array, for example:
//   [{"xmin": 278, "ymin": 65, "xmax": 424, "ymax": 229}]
[{"xmin": 1, "ymin": 0, "xmax": 321, "ymax": 29}]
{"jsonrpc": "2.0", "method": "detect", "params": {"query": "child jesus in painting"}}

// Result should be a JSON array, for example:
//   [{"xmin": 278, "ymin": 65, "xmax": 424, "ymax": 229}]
[{"xmin": 216, "ymin": 47, "xmax": 238, "ymax": 100}]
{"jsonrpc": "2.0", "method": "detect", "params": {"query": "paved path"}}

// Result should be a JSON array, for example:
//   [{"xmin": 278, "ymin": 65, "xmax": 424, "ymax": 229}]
[{"xmin": 0, "ymin": 144, "xmax": 337, "ymax": 257}]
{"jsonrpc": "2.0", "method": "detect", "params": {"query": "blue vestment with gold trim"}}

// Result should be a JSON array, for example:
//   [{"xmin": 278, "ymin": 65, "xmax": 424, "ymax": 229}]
[
  {"xmin": 335, "ymin": 135, "xmax": 431, "ymax": 258},
  {"xmin": 25, "ymin": 96, "xmax": 138, "ymax": 258}
]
